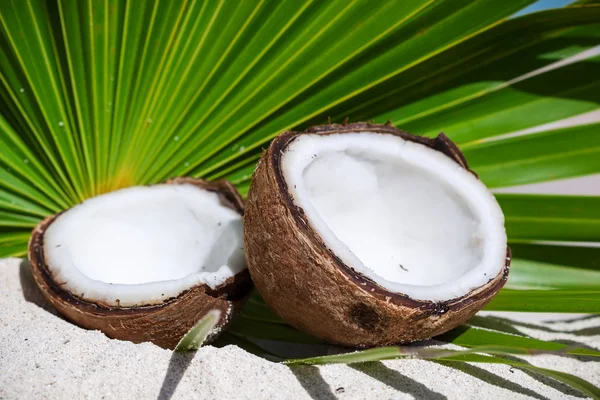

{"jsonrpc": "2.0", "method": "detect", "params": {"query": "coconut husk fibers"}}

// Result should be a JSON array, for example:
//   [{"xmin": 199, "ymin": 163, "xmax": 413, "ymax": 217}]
[
  {"xmin": 28, "ymin": 178, "xmax": 252, "ymax": 349},
  {"xmin": 244, "ymin": 122, "xmax": 509, "ymax": 347}
]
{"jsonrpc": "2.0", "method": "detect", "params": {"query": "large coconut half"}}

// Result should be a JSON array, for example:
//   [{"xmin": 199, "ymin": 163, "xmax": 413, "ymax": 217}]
[
  {"xmin": 28, "ymin": 178, "xmax": 252, "ymax": 349},
  {"xmin": 244, "ymin": 122, "xmax": 509, "ymax": 347}
]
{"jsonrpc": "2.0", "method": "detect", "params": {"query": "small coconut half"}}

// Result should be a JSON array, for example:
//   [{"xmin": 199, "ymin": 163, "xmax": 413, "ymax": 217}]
[
  {"xmin": 28, "ymin": 177, "xmax": 252, "ymax": 349},
  {"xmin": 244, "ymin": 122, "xmax": 509, "ymax": 347}
]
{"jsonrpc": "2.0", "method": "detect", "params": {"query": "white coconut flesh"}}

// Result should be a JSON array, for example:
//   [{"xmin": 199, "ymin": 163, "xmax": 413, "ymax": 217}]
[
  {"xmin": 43, "ymin": 184, "xmax": 246, "ymax": 307},
  {"xmin": 282, "ymin": 132, "xmax": 507, "ymax": 302}
]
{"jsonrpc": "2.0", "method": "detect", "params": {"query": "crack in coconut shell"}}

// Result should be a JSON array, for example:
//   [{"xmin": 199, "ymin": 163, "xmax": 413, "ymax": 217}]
[
  {"xmin": 244, "ymin": 122, "xmax": 509, "ymax": 347},
  {"xmin": 28, "ymin": 178, "xmax": 252, "ymax": 349}
]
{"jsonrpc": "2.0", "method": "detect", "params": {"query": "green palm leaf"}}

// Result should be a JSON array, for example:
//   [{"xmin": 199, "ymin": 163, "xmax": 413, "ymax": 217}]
[
  {"xmin": 339, "ymin": 9, "xmax": 600, "ymax": 137},
  {"xmin": 465, "ymin": 123, "xmax": 600, "ymax": 187},
  {"xmin": 510, "ymin": 242, "xmax": 600, "ymax": 271},
  {"xmin": 500, "ymin": 194, "xmax": 600, "ymax": 242},
  {"xmin": 486, "ymin": 289, "xmax": 600, "ymax": 313},
  {"xmin": 1, "ymin": 1, "xmax": 599, "ymax": 397}
]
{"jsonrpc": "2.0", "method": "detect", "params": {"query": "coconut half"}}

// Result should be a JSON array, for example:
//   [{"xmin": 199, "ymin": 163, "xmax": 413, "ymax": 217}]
[
  {"xmin": 28, "ymin": 178, "xmax": 252, "ymax": 349},
  {"xmin": 244, "ymin": 122, "xmax": 509, "ymax": 347}
]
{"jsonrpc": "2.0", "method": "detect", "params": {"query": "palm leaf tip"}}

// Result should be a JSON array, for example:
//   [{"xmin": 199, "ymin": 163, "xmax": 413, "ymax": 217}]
[{"xmin": 175, "ymin": 309, "xmax": 222, "ymax": 352}]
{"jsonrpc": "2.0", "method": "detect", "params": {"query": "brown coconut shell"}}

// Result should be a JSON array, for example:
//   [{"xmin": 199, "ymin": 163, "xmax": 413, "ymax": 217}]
[
  {"xmin": 28, "ymin": 177, "xmax": 252, "ymax": 349},
  {"xmin": 244, "ymin": 121, "xmax": 510, "ymax": 347}
]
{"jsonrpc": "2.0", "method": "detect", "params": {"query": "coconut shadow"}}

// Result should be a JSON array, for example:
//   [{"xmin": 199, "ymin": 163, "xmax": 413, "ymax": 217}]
[{"xmin": 18, "ymin": 259, "xmax": 61, "ymax": 317}]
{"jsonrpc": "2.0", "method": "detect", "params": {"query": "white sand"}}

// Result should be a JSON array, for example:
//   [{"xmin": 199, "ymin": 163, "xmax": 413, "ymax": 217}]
[{"xmin": 1, "ymin": 257, "xmax": 598, "ymax": 399}]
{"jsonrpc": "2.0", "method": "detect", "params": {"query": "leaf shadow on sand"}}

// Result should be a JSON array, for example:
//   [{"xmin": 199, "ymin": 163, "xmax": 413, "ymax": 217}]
[
  {"xmin": 157, "ymin": 352, "xmax": 195, "ymax": 400},
  {"xmin": 350, "ymin": 362, "xmax": 447, "ymax": 400},
  {"xmin": 500, "ymin": 355, "xmax": 588, "ymax": 399},
  {"xmin": 435, "ymin": 360, "xmax": 549, "ymax": 400},
  {"xmin": 288, "ymin": 365, "xmax": 337, "ymax": 400}
]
